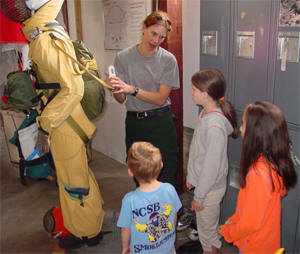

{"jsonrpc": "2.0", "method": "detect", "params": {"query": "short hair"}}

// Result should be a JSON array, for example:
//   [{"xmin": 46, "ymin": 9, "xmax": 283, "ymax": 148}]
[
  {"xmin": 127, "ymin": 142, "xmax": 162, "ymax": 183},
  {"xmin": 143, "ymin": 11, "xmax": 172, "ymax": 32}
]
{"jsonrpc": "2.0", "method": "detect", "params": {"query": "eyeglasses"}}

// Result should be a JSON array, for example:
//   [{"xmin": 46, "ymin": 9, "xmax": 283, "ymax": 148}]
[{"xmin": 154, "ymin": 15, "xmax": 172, "ymax": 26}]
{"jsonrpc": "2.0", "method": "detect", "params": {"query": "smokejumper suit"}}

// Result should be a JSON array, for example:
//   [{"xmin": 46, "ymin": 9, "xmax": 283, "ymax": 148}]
[{"xmin": 22, "ymin": 0, "xmax": 104, "ymax": 239}]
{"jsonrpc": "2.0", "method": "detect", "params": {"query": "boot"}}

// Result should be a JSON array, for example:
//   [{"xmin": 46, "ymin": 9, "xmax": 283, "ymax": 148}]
[
  {"xmin": 58, "ymin": 234, "xmax": 85, "ymax": 250},
  {"xmin": 59, "ymin": 231, "xmax": 109, "ymax": 249},
  {"xmin": 85, "ymin": 231, "xmax": 103, "ymax": 247}
]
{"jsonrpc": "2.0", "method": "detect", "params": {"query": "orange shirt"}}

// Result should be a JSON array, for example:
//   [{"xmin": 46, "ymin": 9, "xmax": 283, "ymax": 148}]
[{"xmin": 221, "ymin": 158, "xmax": 286, "ymax": 254}]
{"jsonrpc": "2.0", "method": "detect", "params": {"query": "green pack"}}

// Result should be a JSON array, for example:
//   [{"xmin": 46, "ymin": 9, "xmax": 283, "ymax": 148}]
[
  {"xmin": 4, "ymin": 41, "xmax": 106, "ymax": 121},
  {"xmin": 72, "ymin": 40, "xmax": 106, "ymax": 121},
  {"xmin": 9, "ymin": 110, "xmax": 55, "ymax": 185},
  {"xmin": 4, "ymin": 71, "xmax": 40, "ymax": 110}
]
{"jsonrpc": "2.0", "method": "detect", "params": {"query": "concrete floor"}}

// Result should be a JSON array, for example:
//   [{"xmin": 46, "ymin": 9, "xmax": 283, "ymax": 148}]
[{"xmin": 1, "ymin": 128, "xmax": 238, "ymax": 254}]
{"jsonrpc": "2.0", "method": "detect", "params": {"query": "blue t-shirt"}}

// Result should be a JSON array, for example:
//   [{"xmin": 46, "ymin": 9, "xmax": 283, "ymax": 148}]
[{"xmin": 117, "ymin": 182, "xmax": 182, "ymax": 254}]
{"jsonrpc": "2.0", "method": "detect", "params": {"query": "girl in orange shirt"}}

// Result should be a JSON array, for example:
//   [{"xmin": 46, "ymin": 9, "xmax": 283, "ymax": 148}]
[{"xmin": 219, "ymin": 101, "xmax": 297, "ymax": 254}]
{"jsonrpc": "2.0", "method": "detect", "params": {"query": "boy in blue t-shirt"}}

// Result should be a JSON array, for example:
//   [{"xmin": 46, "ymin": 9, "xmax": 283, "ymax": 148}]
[{"xmin": 117, "ymin": 142, "xmax": 182, "ymax": 254}]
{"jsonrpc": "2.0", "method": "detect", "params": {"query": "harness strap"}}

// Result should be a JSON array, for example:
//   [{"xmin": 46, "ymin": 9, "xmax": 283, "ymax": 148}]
[
  {"xmin": 30, "ymin": 25, "xmax": 103, "ymax": 143},
  {"xmin": 48, "ymin": 32, "xmax": 113, "ymax": 90},
  {"xmin": 35, "ymin": 82, "xmax": 60, "ymax": 89},
  {"xmin": 23, "ymin": 153, "xmax": 51, "ymax": 167},
  {"xmin": 66, "ymin": 116, "xmax": 89, "ymax": 144},
  {"xmin": 39, "ymin": 89, "xmax": 59, "ymax": 112}
]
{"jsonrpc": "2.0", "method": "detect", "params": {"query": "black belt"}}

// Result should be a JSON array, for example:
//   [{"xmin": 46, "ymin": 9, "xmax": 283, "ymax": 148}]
[{"xmin": 127, "ymin": 106, "xmax": 170, "ymax": 119}]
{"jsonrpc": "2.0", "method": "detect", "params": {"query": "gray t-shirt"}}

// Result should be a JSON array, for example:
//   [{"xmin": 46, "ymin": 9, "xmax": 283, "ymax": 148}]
[{"xmin": 114, "ymin": 45, "xmax": 180, "ymax": 112}]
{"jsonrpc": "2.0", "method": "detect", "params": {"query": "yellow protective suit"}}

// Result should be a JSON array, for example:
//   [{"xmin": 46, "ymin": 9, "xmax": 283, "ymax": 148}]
[{"xmin": 22, "ymin": 0, "xmax": 104, "ymax": 239}]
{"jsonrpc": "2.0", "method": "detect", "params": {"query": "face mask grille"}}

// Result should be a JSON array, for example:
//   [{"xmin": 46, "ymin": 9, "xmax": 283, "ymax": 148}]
[
  {"xmin": 43, "ymin": 207, "xmax": 55, "ymax": 233},
  {"xmin": 0, "ymin": 0, "xmax": 30, "ymax": 23}
]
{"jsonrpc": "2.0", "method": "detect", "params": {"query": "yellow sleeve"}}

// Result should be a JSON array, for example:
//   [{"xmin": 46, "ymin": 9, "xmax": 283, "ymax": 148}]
[{"xmin": 32, "ymin": 33, "xmax": 83, "ymax": 135}]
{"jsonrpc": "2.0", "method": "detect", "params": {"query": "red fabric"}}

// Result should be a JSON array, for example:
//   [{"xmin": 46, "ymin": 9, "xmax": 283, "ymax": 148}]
[
  {"xmin": 1, "ymin": 94, "xmax": 8, "ymax": 104},
  {"xmin": 0, "ymin": 9, "xmax": 28, "ymax": 43},
  {"xmin": 52, "ymin": 206, "xmax": 71, "ymax": 238}
]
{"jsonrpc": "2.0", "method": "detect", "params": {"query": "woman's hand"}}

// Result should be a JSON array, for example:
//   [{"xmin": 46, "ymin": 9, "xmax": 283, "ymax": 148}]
[
  {"xmin": 104, "ymin": 72, "xmax": 127, "ymax": 103},
  {"xmin": 186, "ymin": 181, "xmax": 194, "ymax": 190},
  {"xmin": 104, "ymin": 71, "xmax": 130, "ymax": 92},
  {"xmin": 109, "ymin": 77, "xmax": 134, "ymax": 95},
  {"xmin": 104, "ymin": 71, "xmax": 112, "ymax": 86},
  {"xmin": 191, "ymin": 200, "xmax": 204, "ymax": 212}
]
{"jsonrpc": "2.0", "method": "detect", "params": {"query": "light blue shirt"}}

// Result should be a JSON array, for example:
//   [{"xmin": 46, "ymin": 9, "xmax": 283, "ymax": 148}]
[{"xmin": 117, "ymin": 182, "xmax": 182, "ymax": 254}]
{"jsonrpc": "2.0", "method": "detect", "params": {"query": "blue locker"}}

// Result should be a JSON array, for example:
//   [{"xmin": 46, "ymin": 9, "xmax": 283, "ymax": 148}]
[{"xmin": 200, "ymin": 0, "xmax": 300, "ymax": 252}]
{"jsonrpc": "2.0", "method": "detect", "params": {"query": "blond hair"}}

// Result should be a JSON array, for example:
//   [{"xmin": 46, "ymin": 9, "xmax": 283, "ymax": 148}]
[{"xmin": 127, "ymin": 142, "xmax": 162, "ymax": 183}]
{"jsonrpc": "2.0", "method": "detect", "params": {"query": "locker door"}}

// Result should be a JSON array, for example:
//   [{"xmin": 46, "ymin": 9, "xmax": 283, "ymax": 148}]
[
  {"xmin": 200, "ymin": 0, "xmax": 231, "ymax": 86},
  {"xmin": 273, "ymin": 2, "xmax": 300, "ymax": 252},
  {"xmin": 281, "ymin": 128, "xmax": 300, "ymax": 253},
  {"xmin": 274, "ymin": 32, "xmax": 300, "ymax": 125},
  {"xmin": 233, "ymin": 0, "xmax": 273, "ymax": 111},
  {"xmin": 199, "ymin": 0, "xmax": 300, "ymax": 251}
]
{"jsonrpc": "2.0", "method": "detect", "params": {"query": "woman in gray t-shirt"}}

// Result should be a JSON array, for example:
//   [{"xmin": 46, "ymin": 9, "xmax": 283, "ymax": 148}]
[{"xmin": 106, "ymin": 11, "xmax": 180, "ymax": 187}]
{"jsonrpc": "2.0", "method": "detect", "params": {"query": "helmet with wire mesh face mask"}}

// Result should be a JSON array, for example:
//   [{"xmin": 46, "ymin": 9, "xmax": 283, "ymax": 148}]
[
  {"xmin": 0, "ymin": 0, "xmax": 50, "ymax": 23},
  {"xmin": 0, "ymin": 0, "xmax": 30, "ymax": 23},
  {"xmin": 43, "ymin": 206, "xmax": 71, "ymax": 239}
]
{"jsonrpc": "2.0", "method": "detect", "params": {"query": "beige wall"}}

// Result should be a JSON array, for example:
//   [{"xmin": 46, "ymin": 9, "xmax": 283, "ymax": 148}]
[
  {"xmin": 67, "ymin": 0, "xmax": 201, "ymax": 164},
  {"xmin": 67, "ymin": 0, "xmax": 128, "ymax": 164},
  {"xmin": 182, "ymin": 0, "xmax": 200, "ymax": 129}
]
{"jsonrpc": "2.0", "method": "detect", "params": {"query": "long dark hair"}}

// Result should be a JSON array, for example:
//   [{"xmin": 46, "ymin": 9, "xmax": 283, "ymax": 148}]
[
  {"xmin": 191, "ymin": 68, "xmax": 239, "ymax": 138},
  {"xmin": 239, "ymin": 101, "xmax": 297, "ymax": 190}
]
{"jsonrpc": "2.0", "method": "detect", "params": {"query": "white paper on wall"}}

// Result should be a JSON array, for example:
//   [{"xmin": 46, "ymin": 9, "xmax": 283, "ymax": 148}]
[
  {"xmin": 103, "ymin": 0, "xmax": 147, "ymax": 50},
  {"xmin": 103, "ymin": 0, "xmax": 128, "ymax": 50}
]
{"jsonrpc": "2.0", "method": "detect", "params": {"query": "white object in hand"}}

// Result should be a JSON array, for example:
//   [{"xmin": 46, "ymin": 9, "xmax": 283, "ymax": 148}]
[{"xmin": 108, "ymin": 65, "xmax": 116, "ymax": 77}]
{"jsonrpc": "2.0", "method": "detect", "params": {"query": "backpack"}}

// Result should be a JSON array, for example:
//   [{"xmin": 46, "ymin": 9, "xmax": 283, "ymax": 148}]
[
  {"xmin": 71, "ymin": 40, "xmax": 106, "ymax": 121},
  {"xmin": 4, "ymin": 70, "xmax": 60, "ymax": 111},
  {"xmin": 9, "ymin": 110, "xmax": 56, "ymax": 185},
  {"xmin": 4, "ymin": 70, "xmax": 40, "ymax": 110},
  {"xmin": 4, "ymin": 40, "xmax": 107, "ymax": 121}
]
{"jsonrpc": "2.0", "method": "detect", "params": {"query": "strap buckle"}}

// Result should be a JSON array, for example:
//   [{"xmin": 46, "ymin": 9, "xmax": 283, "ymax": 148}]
[
  {"xmin": 136, "ymin": 111, "xmax": 147, "ymax": 119},
  {"xmin": 29, "ymin": 27, "xmax": 42, "ymax": 39}
]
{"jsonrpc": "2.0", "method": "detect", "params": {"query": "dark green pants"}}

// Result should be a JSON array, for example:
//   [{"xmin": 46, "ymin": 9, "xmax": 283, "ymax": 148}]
[{"xmin": 125, "ymin": 110, "xmax": 178, "ymax": 186}]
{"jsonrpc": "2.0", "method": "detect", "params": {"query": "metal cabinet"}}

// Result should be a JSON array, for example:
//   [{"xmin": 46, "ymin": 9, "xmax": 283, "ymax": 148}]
[
  {"xmin": 200, "ymin": 0, "xmax": 231, "ymax": 85},
  {"xmin": 200, "ymin": 0, "xmax": 300, "ymax": 252}
]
